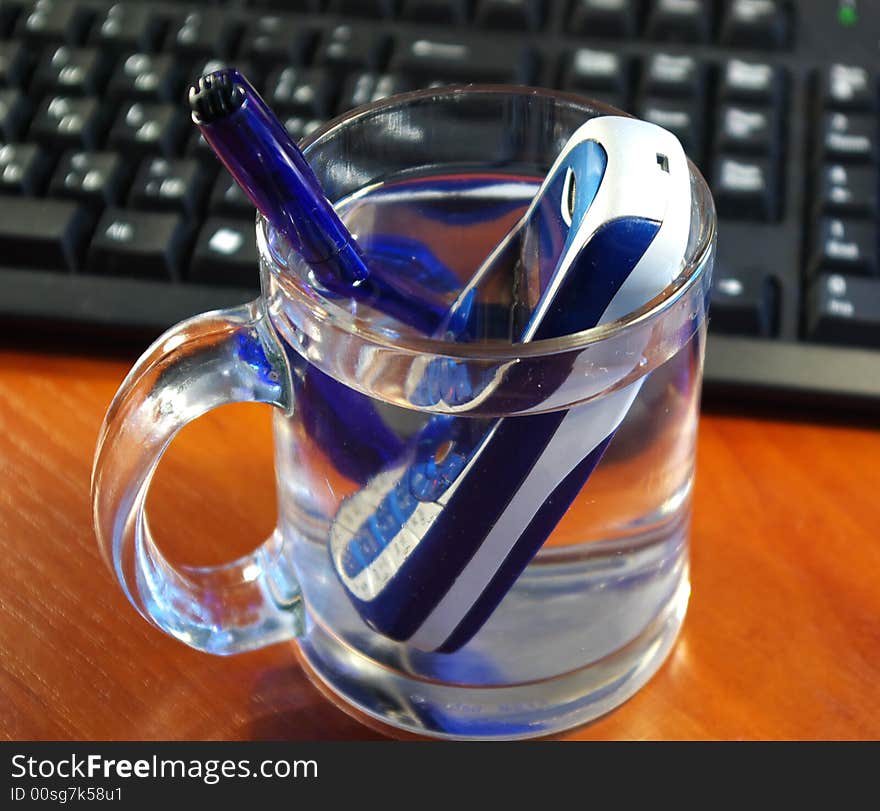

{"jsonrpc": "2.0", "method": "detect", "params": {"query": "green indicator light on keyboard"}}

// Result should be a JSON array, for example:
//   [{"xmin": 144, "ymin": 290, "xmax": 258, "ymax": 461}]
[{"xmin": 838, "ymin": 5, "xmax": 857, "ymax": 26}]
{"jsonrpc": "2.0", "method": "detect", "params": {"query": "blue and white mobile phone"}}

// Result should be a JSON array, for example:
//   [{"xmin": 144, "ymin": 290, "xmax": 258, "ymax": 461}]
[{"xmin": 329, "ymin": 116, "xmax": 692, "ymax": 652}]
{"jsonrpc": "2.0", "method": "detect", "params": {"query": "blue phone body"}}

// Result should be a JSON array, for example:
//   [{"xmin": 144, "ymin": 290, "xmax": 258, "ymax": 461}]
[{"xmin": 329, "ymin": 120, "xmax": 691, "ymax": 652}]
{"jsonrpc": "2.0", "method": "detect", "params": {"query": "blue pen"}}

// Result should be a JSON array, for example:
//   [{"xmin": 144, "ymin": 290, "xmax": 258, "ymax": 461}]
[{"xmin": 188, "ymin": 68, "xmax": 450, "ymax": 334}]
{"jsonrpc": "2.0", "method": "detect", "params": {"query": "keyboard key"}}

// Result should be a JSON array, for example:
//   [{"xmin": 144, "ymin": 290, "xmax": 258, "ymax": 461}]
[
  {"xmin": 31, "ymin": 45, "xmax": 110, "ymax": 98},
  {"xmin": 561, "ymin": 48, "xmax": 629, "ymax": 95},
  {"xmin": 0, "ymin": 195, "xmax": 92, "ymax": 270},
  {"xmin": 719, "ymin": 59, "xmax": 783, "ymax": 105},
  {"xmin": 710, "ymin": 268, "xmax": 778, "ymax": 336},
  {"xmin": 0, "ymin": 1, "xmax": 23, "ymax": 37},
  {"xmin": 48, "ymin": 150, "xmax": 130, "ymax": 207},
  {"xmin": 820, "ymin": 64, "xmax": 876, "ymax": 112},
  {"xmin": 818, "ymin": 164, "xmax": 877, "ymax": 217},
  {"xmin": 820, "ymin": 112, "xmax": 877, "ymax": 163},
  {"xmin": 88, "ymin": 208, "xmax": 190, "ymax": 279},
  {"xmin": 108, "ymin": 102, "xmax": 187, "ymax": 158},
  {"xmin": 264, "ymin": 67, "xmax": 336, "ymax": 118},
  {"xmin": 29, "ymin": 95, "xmax": 108, "ymax": 151},
  {"xmin": 391, "ymin": 34, "xmax": 534, "ymax": 84},
  {"xmin": 108, "ymin": 53, "xmax": 183, "ymax": 103},
  {"xmin": 90, "ymin": 3, "xmax": 165, "ymax": 53},
  {"xmin": 0, "ymin": 89, "xmax": 30, "ymax": 140},
  {"xmin": 14, "ymin": 0, "xmax": 92, "ymax": 46},
  {"xmin": 638, "ymin": 97, "xmax": 703, "ymax": 161},
  {"xmin": 712, "ymin": 155, "xmax": 778, "ymax": 221},
  {"xmin": 645, "ymin": 0, "xmax": 712, "ymax": 43},
  {"xmin": 209, "ymin": 174, "xmax": 254, "ymax": 217},
  {"xmin": 569, "ymin": 0, "xmax": 638, "ymax": 37},
  {"xmin": 0, "ymin": 141, "xmax": 51, "ymax": 194},
  {"xmin": 402, "ymin": 0, "xmax": 470, "ymax": 24},
  {"xmin": 0, "ymin": 40, "xmax": 32, "ymax": 88},
  {"xmin": 239, "ymin": 15, "xmax": 317, "ymax": 68},
  {"xmin": 807, "ymin": 273, "xmax": 880, "ymax": 348},
  {"xmin": 283, "ymin": 115, "xmax": 323, "ymax": 143},
  {"xmin": 189, "ymin": 217, "xmax": 260, "ymax": 287},
  {"xmin": 811, "ymin": 218, "xmax": 877, "ymax": 276},
  {"xmin": 716, "ymin": 105, "xmax": 779, "ymax": 154},
  {"xmin": 641, "ymin": 53, "xmax": 704, "ymax": 97},
  {"xmin": 475, "ymin": 0, "xmax": 544, "ymax": 31},
  {"xmin": 720, "ymin": 0, "xmax": 789, "ymax": 49},
  {"xmin": 248, "ymin": 0, "xmax": 322, "ymax": 9},
  {"xmin": 129, "ymin": 157, "xmax": 212, "ymax": 216},
  {"xmin": 327, "ymin": 0, "xmax": 398, "ymax": 16},
  {"xmin": 165, "ymin": 11, "xmax": 240, "ymax": 60},
  {"xmin": 185, "ymin": 129, "xmax": 215, "ymax": 164},
  {"xmin": 339, "ymin": 72, "xmax": 412, "ymax": 111},
  {"xmin": 316, "ymin": 25, "xmax": 389, "ymax": 75}
]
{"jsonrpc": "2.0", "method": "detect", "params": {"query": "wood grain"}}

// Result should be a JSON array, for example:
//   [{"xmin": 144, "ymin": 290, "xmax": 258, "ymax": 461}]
[{"xmin": 0, "ymin": 348, "xmax": 878, "ymax": 741}]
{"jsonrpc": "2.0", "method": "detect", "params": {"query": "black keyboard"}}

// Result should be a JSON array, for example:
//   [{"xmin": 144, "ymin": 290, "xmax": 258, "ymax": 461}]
[{"xmin": 1, "ymin": 0, "xmax": 879, "ymax": 407}]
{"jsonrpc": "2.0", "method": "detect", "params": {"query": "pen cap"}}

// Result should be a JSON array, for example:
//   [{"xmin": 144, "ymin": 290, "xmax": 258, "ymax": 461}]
[{"xmin": 189, "ymin": 69, "xmax": 370, "ymax": 278}]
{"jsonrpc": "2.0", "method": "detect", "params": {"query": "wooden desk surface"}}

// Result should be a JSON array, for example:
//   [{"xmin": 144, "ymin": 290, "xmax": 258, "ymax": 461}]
[{"xmin": 1, "ymin": 348, "xmax": 878, "ymax": 741}]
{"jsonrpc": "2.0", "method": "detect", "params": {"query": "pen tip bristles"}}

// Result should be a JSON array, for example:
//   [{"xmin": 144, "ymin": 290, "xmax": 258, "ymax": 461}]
[{"xmin": 188, "ymin": 70, "xmax": 245, "ymax": 124}]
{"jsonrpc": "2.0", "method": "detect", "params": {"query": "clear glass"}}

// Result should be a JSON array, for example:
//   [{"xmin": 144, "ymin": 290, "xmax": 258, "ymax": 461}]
[{"xmin": 92, "ymin": 86, "xmax": 715, "ymax": 740}]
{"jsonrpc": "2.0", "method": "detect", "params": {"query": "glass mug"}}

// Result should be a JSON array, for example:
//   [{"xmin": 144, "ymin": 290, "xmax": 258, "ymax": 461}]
[{"xmin": 92, "ymin": 87, "xmax": 716, "ymax": 740}]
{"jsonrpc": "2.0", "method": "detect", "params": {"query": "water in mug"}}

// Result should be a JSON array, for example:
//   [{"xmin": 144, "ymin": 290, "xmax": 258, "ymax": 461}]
[{"xmin": 267, "ymin": 170, "xmax": 702, "ymax": 691}]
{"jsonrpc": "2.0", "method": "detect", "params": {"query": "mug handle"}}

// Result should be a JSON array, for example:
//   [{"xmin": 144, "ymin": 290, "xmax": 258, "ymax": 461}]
[{"xmin": 91, "ymin": 300, "xmax": 303, "ymax": 655}]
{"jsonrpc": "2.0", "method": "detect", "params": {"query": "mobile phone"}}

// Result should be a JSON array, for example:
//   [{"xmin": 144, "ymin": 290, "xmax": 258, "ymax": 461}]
[{"xmin": 330, "ymin": 117, "xmax": 692, "ymax": 652}]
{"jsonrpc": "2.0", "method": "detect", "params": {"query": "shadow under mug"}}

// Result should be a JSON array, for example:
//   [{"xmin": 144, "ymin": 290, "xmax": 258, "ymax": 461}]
[{"xmin": 92, "ymin": 86, "xmax": 716, "ymax": 740}]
